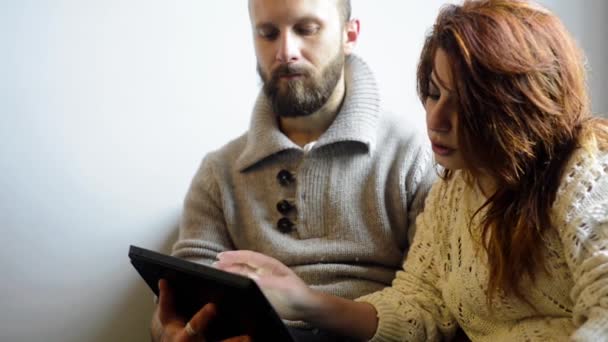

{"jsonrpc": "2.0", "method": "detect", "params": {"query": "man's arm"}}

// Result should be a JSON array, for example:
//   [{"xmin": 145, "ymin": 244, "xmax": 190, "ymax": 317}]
[
  {"xmin": 152, "ymin": 155, "xmax": 234, "ymax": 340},
  {"xmin": 405, "ymin": 145, "xmax": 436, "ymax": 245},
  {"xmin": 150, "ymin": 280, "xmax": 251, "ymax": 342},
  {"xmin": 172, "ymin": 154, "xmax": 234, "ymax": 264}
]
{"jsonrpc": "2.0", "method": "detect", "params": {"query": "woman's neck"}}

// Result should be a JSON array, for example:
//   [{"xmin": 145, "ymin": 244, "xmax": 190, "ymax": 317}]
[{"xmin": 476, "ymin": 172, "xmax": 496, "ymax": 198}]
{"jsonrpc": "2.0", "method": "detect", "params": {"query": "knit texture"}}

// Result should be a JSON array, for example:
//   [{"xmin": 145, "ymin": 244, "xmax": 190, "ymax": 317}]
[
  {"xmin": 358, "ymin": 141, "xmax": 608, "ymax": 341},
  {"xmin": 172, "ymin": 55, "xmax": 435, "ymax": 307}
]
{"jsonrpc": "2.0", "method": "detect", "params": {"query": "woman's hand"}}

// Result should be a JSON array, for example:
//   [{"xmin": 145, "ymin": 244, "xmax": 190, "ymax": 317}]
[
  {"xmin": 215, "ymin": 251, "xmax": 379, "ymax": 340},
  {"xmin": 214, "ymin": 250, "xmax": 318, "ymax": 321},
  {"xmin": 154, "ymin": 279, "xmax": 251, "ymax": 342}
]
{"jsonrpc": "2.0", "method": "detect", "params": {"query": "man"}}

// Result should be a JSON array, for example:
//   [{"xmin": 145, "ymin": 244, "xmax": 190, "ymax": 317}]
[{"xmin": 151, "ymin": 0, "xmax": 435, "ymax": 341}]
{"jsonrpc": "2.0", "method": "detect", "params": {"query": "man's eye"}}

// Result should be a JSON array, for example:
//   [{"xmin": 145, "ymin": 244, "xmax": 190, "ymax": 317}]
[
  {"xmin": 295, "ymin": 25, "xmax": 320, "ymax": 36},
  {"xmin": 258, "ymin": 28, "xmax": 279, "ymax": 40}
]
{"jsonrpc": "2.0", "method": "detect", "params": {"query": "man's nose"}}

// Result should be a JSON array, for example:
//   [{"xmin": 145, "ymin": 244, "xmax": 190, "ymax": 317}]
[{"xmin": 276, "ymin": 31, "xmax": 300, "ymax": 63}]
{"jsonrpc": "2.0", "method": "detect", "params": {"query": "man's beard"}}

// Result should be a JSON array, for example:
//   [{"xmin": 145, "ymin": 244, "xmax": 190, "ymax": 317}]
[{"xmin": 258, "ymin": 51, "xmax": 345, "ymax": 118}]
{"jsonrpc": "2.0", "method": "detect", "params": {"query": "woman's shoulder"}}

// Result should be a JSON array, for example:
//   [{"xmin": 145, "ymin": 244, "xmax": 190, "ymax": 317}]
[
  {"xmin": 554, "ymin": 139, "xmax": 608, "ymax": 223},
  {"xmin": 424, "ymin": 170, "xmax": 474, "ymax": 212},
  {"xmin": 558, "ymin": 138, "xmax": 608, "ymax": 192}
]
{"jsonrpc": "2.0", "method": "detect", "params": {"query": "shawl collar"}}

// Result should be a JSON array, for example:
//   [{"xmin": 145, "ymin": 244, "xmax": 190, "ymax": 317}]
[{"xmin": 236, "ymin": 55, "xmax": 381, "ymax": 171}]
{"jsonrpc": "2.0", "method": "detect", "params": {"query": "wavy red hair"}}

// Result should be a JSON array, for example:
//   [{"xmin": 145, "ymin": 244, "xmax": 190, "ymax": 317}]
[{"xmin": 417, "ymin": 0, "xmax": 608, "ymax": 306}]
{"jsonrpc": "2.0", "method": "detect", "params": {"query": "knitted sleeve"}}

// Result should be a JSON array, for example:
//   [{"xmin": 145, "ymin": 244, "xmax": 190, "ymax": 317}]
[
  {"xmin": 171, "ymin": 154, "xmax": 234, "ymax": 265},
  {"xmin": 356, "ymin": 183, "xmax": 457, "ymax": 342},
  {"xmin": 558, "ymin": 153, "xmax": 608, "ymax": 341}
]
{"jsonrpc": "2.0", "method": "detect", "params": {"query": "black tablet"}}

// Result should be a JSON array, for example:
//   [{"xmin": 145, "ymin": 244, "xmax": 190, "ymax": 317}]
[{"xmin": 129, "ymin": 245, "xmax": 295, "ymax": 341}]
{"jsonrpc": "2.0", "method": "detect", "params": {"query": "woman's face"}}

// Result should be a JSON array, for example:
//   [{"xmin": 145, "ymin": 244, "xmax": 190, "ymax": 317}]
[{"xmin": 425, "ymin": 48, "xmax": 466, "ymax": 170}]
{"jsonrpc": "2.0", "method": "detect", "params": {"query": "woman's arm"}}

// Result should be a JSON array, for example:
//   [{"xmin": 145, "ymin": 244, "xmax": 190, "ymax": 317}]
[
  {"xmin": 304, "ymin": 291, "xmax": 379, "ymax": 340},
  {"xmin": 564, "ymin": 198, "xmax": 608, "ymax": 341},
  {"xmin": 556, "ymin": 154, "xmax": 608, "ymax": 341},
  {"xmin": 216, "ymin": 181, "xmax": 458, "ymax": 342},
  {"xmin": 215, "ymin": 250, "xmax": 379, "ymax": 340}
]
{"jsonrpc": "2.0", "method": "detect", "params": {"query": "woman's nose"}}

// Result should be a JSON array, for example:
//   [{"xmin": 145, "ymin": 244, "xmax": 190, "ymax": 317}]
[{"xmin": 427, "ymin": 103, "xmax": 453, "ymax": 133}]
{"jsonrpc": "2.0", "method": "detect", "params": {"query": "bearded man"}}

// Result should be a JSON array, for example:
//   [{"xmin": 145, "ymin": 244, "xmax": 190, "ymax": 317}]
[{"xmin": 151, "ymin": 0, "xmax": 435, "ymax": 341}]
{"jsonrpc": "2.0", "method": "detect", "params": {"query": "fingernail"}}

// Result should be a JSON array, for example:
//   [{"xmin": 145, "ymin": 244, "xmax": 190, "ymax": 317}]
[{"xmin": 211, "ymin": 261, "xmax": 218, "ymax": 268}]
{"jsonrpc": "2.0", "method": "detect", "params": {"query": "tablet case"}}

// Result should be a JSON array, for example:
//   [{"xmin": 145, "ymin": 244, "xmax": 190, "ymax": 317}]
[{"xmin": 129, "ymin": 245, "xmax": 295, "ymax": 341}]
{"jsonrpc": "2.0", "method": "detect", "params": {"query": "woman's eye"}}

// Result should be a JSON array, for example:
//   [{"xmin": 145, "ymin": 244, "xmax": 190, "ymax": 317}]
[
  {"xmin": 427, "ymin": 81, "xmax": 441, "ymax": 101},
  {"xmin": 428, "ymin": 93, "xmax": 440, "ymax": 101}
]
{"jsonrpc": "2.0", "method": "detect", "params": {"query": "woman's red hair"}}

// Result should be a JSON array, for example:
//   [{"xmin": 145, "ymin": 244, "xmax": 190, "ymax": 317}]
[{"xmin": 417, "ymin": 0, "xmax": 608, "ymax": 306}]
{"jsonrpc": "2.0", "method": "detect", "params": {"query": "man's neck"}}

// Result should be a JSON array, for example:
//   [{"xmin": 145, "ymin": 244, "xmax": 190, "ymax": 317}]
[{"xmin": 279, "ymin": 74, "xmax": 346, "ymax": 147}]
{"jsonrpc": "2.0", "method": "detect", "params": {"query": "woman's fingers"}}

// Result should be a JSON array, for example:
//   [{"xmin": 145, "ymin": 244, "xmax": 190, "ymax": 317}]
[
  {"xmin": 216, "ymin": 250, "xmax": 290, "ymax": 275},
  {"xmin": 216, "ymin": 264, "xmax": 261, "ymax": 280}
]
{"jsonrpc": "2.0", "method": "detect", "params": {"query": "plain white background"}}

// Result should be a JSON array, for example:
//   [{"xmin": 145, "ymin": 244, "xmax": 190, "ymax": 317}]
[{"xmin": 1, "ymin": 1, "xmax": 606, "ymax": 341}]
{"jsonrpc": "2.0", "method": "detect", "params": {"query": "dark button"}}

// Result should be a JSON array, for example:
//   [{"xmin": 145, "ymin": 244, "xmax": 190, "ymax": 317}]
[
  {"xmin": 276, "ymin": 200, "xmax": 295, "ymax": 214},
  {"xmin": 277, "ymin": 170, "xmax": 295, "ymax": 186},
  {"xmin": 277, "ymin": 217, "xmax": 295, "ymax": 233}
]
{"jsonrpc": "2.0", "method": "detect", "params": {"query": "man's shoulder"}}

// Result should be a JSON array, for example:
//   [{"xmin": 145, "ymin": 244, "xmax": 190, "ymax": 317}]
[
  {"xmin": 202, "ymin": 131, "xmax": 249, "ymax": 167},
  {"xmin": 378, "ymin": 108, "xmax": 426, "ymax": 133},
  {"xmin": 376, "ymin": 108, "xmax": 429, "ymax": 148}
]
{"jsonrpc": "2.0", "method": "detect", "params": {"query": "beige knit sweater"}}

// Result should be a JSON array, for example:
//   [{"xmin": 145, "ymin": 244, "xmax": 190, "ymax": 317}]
[
  {"xmin": 172, "ymin": 55, "xmax": 435, "ymax": 304},
  {"xmin": 358, "ymin": 141, "xmax": 608, "ymax": 341}
]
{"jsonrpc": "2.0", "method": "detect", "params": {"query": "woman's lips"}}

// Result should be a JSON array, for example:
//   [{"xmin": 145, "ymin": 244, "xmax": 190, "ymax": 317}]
[{"xmin": 431, "ymin": 142, "xmax": 455, "ymax": 156}]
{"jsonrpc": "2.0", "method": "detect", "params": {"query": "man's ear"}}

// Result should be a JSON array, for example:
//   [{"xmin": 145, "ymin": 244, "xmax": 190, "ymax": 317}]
[{"xmin": 343, "ymin": 19, "xmax": 360, "ymax": 55}]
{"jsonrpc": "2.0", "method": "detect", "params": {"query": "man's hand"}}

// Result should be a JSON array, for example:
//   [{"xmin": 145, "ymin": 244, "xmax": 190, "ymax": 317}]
[
  {"xmin": 153, "ymin": 279, "xmax": 251, "ymax": 342},
  {"xmin": 214, "ymin": 250, "xmax": 317, "ymax": 321}
]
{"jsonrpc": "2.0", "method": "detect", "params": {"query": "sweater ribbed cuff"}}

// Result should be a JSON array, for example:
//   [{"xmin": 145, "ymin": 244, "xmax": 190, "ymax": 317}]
[{"xmin": 356, "ymin": 293, "xmax": 424, "ymax": 342}]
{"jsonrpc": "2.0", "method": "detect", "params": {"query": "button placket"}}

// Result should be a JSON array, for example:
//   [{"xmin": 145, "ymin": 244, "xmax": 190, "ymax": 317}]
[
  {"xmin": 276, "ymin": 169, "xmax": 297, "ymax": 233},
  {"xmin": 277, "ymin": 217, "xmax": 295, "ymax": 233},
  {"xmin": 276, "ymin": 199, "xmax": 295, "ymax": 214},
  {"xmin": 277, "ymin": 169, "xmax": 295, "ymax": 186}
]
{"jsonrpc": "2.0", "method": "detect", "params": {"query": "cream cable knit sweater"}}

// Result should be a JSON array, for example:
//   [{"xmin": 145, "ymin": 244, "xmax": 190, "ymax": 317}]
[{"xmin": 358, "ymin": 141, "xmax": 608, "ymax": 341}]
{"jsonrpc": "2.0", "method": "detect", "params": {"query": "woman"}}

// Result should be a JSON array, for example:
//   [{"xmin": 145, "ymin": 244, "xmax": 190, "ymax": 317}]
[{"xmin": 216, "ymin": 1, "xmax": 608, "ymax": 340}]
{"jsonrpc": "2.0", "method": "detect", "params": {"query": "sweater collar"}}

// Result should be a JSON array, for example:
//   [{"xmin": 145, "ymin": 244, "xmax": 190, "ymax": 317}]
[{"xmin": 236, "ymin": 54, "xmax": 381, "ymax": 171}]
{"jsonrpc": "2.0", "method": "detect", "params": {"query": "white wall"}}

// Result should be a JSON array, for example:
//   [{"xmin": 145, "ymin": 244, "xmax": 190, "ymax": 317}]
[
  {"xmin": 1, "ymin": 1, "xmax": 605, "ymax": 341},
  {"xmin": 540, "ymin": 0, "xmax": 608, "ymax": 116}
]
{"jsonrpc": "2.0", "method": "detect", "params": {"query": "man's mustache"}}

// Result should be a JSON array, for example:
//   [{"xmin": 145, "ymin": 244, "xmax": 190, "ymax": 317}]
[{"xmin": 271, "ymin": 64, "xmax": 311, "ymax": 79}]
